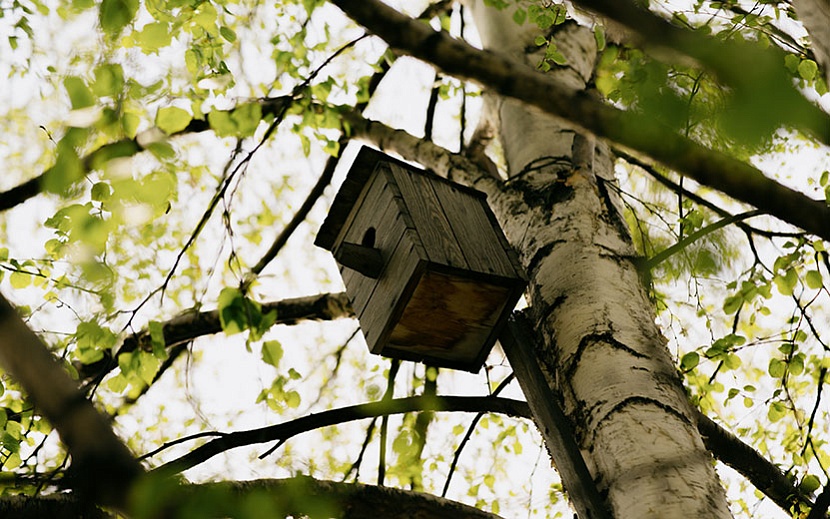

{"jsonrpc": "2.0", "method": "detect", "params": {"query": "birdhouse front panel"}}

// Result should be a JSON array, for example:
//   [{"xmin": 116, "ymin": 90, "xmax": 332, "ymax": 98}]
[
  {"xmin": 315, "ymin": 147, "xmax": 527, "ymax": 372},
  {"xmin": 336, "ymin": 165, "xmax": 425, "ymax": 350}
]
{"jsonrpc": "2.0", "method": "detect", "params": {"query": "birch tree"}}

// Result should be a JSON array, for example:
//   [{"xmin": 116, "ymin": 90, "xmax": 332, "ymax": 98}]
[{"xmin": 0, "ymin": 0, "xmax": 828, "ymax": 518}]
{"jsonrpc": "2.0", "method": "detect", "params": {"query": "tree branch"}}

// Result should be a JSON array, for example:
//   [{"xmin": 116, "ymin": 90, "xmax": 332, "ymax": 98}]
[
  {"xmin": 0, "ymin": 294, "xmax": 142, "ymax": 509},
  {"xmin": 0, "ymin": 494, "xmax": 115, "ymax": 519},
  {"xmin": 152, "ymin": 395, "xmax": 531, "ymax": 477},
  {"xmin": 329, "ymin": 0, "xmax": 830, "ymax": 241},
  {"xmin": 643, "ymin": 210, "xmax": 764, "ymax": 270},
  {"xmin": 0, "ymin": 98, "xmax": 292, "ymax": 212},
  {"xmin": 0, "ymin": 476, "xmax": 506, "ymax": 519},
  {"xmin": 155, "ymin": 477, "xmax": 507, "ymax": 519},
  {"xmin": 572, "ymin": 0, "xmax": 830, "ymax": 143},
  {"xmin": 79, "ymin": 292, "xmax": 353, "ymax": 384},
  {"xmin": 695, "ymin": 410, "xmax": 818, "ymax": 516}
]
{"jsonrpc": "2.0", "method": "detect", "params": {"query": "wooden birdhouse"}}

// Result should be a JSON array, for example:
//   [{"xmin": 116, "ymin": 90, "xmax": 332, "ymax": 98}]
[{"xmin": 315, "ymin": 147, "xmax": 527, "ymax": 372}]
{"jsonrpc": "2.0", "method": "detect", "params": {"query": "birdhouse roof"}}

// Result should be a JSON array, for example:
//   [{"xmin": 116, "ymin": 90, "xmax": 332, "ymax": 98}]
[{"xmin": 314, "ymin": 146, "xmax": 486, "ymax": 251}]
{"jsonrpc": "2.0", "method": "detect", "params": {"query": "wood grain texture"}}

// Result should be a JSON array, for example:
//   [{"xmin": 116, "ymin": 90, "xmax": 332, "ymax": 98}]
[
  {"xmin": 386, "ymin": 270, "xmax": 511, "ymax": 367},
  {"xmin": 429, "ymin": 179, "xmax": 517, "ymax": 277},
  {"xmin": 360, "ymin": 239, "xmax": 424, "ymax": 353},
  {"xmin": 388, "ymin": 163, "xmax": 469, "ymax": 269},
  {"xmin": 339, "ymin": 171, "xmax": 401, "ymax": 316}
]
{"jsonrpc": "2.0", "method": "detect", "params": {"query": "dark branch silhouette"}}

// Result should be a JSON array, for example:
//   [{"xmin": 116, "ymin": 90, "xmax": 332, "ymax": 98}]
[{"xmin": 152, "ymin": 395, "xmax": 531, "ymax": 476}]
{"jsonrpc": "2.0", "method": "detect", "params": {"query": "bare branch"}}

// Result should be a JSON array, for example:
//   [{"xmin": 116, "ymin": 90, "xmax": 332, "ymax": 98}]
[{"xmin": 152, "ymin": 395, "xmax": 531, "ymax": 476}]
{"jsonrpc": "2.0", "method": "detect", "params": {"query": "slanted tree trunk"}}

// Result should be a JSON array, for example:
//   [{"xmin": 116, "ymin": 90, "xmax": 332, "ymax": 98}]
[{"xmin": 467, "ymin": 3, "xmax": 732, "ymax": 517}]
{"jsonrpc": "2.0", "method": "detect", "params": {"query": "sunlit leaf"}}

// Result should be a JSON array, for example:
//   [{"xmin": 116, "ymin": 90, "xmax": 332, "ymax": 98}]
[
  {"xmin": 99, "ymin": 0, "xmax": 138, "ymax": 36},
  {"xmin": 262, "ymin": 340, "xmax": 283, "ymax": 367},
  {"xmin": 156, "ymin": 106, "xmax": 192, "ymax": 134},
  {"xmin": 64, "ymin": 76, "xmax": 95, "ymax": 109}
]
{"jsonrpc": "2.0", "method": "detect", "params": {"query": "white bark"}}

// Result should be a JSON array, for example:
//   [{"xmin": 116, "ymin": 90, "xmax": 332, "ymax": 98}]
[
  {"xmin": 466, "ymin": 3, "xmax": 732, "ymax": 518},
  {"xmin": 793, "ymin": 0, "xmax": 830, "ymax": 85}
]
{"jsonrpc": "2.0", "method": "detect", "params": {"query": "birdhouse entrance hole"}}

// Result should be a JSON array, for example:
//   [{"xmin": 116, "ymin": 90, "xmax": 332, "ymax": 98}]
[{"xmin": 361, "ymin": 227, "xmax": 376, "ymax": 248}]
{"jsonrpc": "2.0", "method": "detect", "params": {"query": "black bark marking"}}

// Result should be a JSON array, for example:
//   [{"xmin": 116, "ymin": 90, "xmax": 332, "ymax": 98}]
[
  {"xmin": 598, "ymin": 396, "xmax": 693, "ymax": 429},
  {"xmin": 565, "ymin": 331, "xmax": 649, "ymax": 379},
  {"xmin": 526, "ymin": 241, "xmax": 566, "ymax": 277},
  {"xmin": 596, "ymin": 177, "xmax": 631, "ymax": 239},
  {"xmin": 511, "ymin": 175, "xmax": 575, "ymax": 213}
]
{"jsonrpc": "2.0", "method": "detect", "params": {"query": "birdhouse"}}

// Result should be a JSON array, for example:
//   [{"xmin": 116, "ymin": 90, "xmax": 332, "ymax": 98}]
[{"xmin": 315, "ymin": 147, "xmax": 527, "ymax": 372}]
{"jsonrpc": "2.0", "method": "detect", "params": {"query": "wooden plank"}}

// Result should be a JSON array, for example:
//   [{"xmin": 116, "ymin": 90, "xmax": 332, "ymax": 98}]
[
  {"xmin": 360, "ymin": 239, "xmax": 424, "ymax": 353},
  {"xmin": 429, "ymin": 180, "xmax": 517, "ymax": 278},
  {"xmin": 340, "ymin": 174, "xmax": 405, "ymax": 316},
  {"xmin": 500, "ymin": 314, "xmax": 612, "ymax": 519},
  {"xmin": 380, "ymin": 164, "xmax": 430, "ymax": 261},
  {"xmin": 387, "ymin": 163, "xmax": 468, "ymax": 269}
]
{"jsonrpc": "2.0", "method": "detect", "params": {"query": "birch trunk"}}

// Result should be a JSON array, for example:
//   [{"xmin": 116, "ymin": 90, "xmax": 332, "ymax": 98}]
[
  {"xmin": 793, "ymin": 0, "xmax": 830, "ymax": 85},
  {"xmin": 467, "ymin": 4, "xmax": 732, "ymax": 517}
]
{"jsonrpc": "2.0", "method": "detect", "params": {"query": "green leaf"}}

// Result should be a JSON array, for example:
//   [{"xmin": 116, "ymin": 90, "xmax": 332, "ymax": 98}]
[
  {"xmin": 148, "ymin": 321, "xmax": 167, "ymax": 358},
  {"xmin": 220, "ymin": 26, "xmax": 237, "ymax": 43},
  {"xmin": 135, "ymin": 22, "xmax": 172, "ymax": 52},
  {"xmin": 767, "ymin": 401, "xmax": 786, "ymax": 422},
  {"xmin": 768, "ymin": 358, "xmax": 785, "ymax": 378},
  {"xmin": 773, "ymin": 268, "xmax": 798, "ymax": 296},
  {"xmin": 797, "ymin": 59, "xmax": 818, "ymax": 81},
  {"xmin": 146, "ymin": 142, "xmax": 176, "ymax": 160},
  {"xmin": 722, "ymin": 294, "xmax": 742, "ymax": 314},
  {"xmin": 548, "ymin": 50, "xmax": 567, "ymax": 65},
  {"xmin": 107, "ymin": 373, "xmax": 128, "ymax": 393},
  {"xmin": 92, "ymin": 64, "xmax": 124, "ymax": 97},
  {"xmin": 156, "ymin": 106, "xmax": 192, "ymax": 134},
  {"xmin": 285, "ymin": 390, "xmax": 301, "ymax": 408},
  {"xmin": 535, "ymin": 13, "xmax": 553, "ymax": 29},
  {"xmin": 512, "ymin": 8, "xmax": 526, "ymax": 25},
  {"xmin": 784, "ymin": 53, "xmax": 800, "ymax": 74},
  {"xmin": 99, "ymin": 0, "xmax": 138, "ymax": 36},
  {"xmin": 64, "ymin": 76, "xmax": 95, "ymax": 109},
  {"xmin": 790, "ymin": 353, "xmax": 805, "ymax": 376},
  {"xmin": 801, "ymin": 474, "xmax": 821, "ymax": 493},
  {"xmin": 122, "ymin": 112, "xmax": 140, "ymax": 138},
  {"xmin": 208, "ymin": 110, "xmax": 236, "ymax": 137},
  {"xmin": 138, "ymin": 352, "xmax": 160, "ymax": 385},
  {"xmin": 232, "ymin": 103, "xmax": 262, "ymax": 137},
  {"xmin": 261, "ymin": 340, "xmax": 284, "ymax": 367},
  {"xmin": 9, "ymin": 271, "xmax": 31, "ymax": 289},
  {"xmin": 218, "ymin": 287, "xmax": 247, "ymax": 335},
  {"xmin": 594, "ymin": 25, "xmax": 606, "ymax": 51},
  {"xmin": 805, "ymin": 270, "xmax": 823, "ymax": 289},
  {"xmin": 91, "ymin": 182, "xmax": 112, "ymax": 202},
  {"xmin": 724, "ymin": 353, "xmax": 742, "ymax": 370},
  {"xmin": 680, "ymin": 352, "xmax": 699, "ymax": 370}
]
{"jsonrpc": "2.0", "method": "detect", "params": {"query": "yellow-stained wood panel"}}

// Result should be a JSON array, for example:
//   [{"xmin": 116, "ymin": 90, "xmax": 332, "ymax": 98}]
[{"xmin": 385, "ymin": 270, "xmax": 512, "ymax": 366}]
